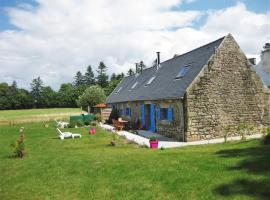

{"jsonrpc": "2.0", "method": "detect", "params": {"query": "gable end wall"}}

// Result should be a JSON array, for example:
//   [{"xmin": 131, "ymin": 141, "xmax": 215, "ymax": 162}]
[{"xmin": 185, "ymin": 34, "xmax": 270, "ymax": 141}]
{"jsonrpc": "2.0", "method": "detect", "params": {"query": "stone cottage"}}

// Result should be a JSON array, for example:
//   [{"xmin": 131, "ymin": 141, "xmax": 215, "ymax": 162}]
[{"xmin": 106, "ymin": 34, "xmax": 270, "ymax": 142}]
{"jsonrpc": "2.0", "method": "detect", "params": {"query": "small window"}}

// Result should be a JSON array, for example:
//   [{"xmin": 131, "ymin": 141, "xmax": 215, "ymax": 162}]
[
  {"xmin": 145, "ymin": 76, "xmax": 156, "ymax": 86},
  {"xmin": 125, "ymin": 108, "xmax": 129, "ymax": 116},
  {"xmin": 131, "ymin": 81, "xmax": 138, "ymax": 89},
  {"xmin": 175, "ymin": 64, "xmax": 191, "ymax": 79},
  {"xmin": 160, "ymin": 108, "xmax": 168, "ymax": 120},
  {"xmin": 115, "ymin": 86, "xmax": 123, "ymax": 94}
]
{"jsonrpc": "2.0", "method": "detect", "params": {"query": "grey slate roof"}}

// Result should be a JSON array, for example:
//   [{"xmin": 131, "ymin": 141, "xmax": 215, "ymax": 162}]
[{"xmin": 106, "ymin": 36, "xmax": 225, "ymax": 103}]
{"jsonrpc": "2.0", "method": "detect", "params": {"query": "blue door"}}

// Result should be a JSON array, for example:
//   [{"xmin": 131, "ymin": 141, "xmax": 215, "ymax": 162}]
[
  {"xmin": 150, "ymin": 103, "xmax": 156, "ymax": 132},
  {"xmin": 141, "ymin": 104, "xmax": 145, "ymax": 129}
]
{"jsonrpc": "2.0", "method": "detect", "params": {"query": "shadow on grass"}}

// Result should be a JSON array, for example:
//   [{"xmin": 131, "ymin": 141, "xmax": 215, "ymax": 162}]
[{"xmin": 214, "ymin": 142, "xmax": 270, "ymax": 200}]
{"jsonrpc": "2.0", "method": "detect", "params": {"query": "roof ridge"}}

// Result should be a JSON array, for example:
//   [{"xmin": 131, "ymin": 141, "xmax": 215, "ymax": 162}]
[
  {"xmin": 161, "ymin": 36, "xmax": 226, "ymax": 65},
  {"xmin": 125, "ymin": 35, "xmax": 226, "ymax": 78}
]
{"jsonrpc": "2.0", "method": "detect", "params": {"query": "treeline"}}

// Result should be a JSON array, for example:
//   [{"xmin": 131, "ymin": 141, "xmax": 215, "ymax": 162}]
[{"xmin": 0, "ymin": 62, "xmax": 124, "ymax": 110}]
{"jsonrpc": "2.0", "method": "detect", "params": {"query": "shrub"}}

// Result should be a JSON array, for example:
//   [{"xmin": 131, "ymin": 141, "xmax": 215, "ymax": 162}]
[
  {"xmin": 68, "ymin": 121, "xmax": 76, "ymax": 128},
  {"xmin": 111, "ymin": 134, "xmax": 117, "ymax": 146},
  {"xmin": 91, "ymin": 121, "xmax": 97, "ymax": 126},
  {"xmin": 262, "ymin": 126, "xmax": 270, "ymax": 136},
  {"xmin": 237, "ymin": 123, "xmax": 253, "ymax": 141},
  {"xmin": 10, "ymin": 132, "xmax": 26, "ymax": 158},
  {"xmin": 149, "ymin": 136, "xmax": 157, "ymax": 141},
  {"xmin": 76, "ymin": 120, "xmax": 84, "ymax": 127},
  {"xmin": 95, "ymin": 113, "xmax": 102, "ymax": 122},
  {"xmin": 262, "ymin": 134, "xmax": 270, "ymax": 145},
  {"xmin": 223, "ymin": 125, "xmax": 234, "ymax": 143},
  {"xmin": 84, "ymin": 121, "xmax": 90, "ymax": 126}
]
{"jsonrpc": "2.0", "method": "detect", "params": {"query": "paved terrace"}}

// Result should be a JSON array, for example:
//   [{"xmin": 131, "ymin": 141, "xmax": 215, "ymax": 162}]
[{"xmin": 99, "ymin": 123, "xmax": 263, "ymax": 149}]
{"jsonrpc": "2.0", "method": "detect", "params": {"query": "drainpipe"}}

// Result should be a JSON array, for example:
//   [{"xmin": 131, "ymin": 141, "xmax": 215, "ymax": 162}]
[
  {"xmin": 180, "ymin": 94, "xmax": 187, "ymax": 142},
  {"xmin": 156, "ymin": 52, "xmax": 160, "ymax": 70}
]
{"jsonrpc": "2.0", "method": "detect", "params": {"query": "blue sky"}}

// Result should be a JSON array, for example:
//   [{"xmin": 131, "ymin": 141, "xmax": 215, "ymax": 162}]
[{"xmin": 0, "ymin": 0, "xmax": 269, "ymax": 89}]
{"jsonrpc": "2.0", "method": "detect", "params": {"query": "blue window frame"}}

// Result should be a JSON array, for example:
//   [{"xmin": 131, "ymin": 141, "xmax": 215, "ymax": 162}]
[
  {"xmin": 175, "ymin": 64, "xmax": 191, "ymax": 79},
  {"xmin": 125, "ymin": 107, "xmax": 131, "ymax": 116},
  {"xmin": 157, "ymin": 106, "xmax": 174, "ymax": 121},
  {"xmin": 160, "ymin": 108, "xmax": 168, "ymax": 120}
]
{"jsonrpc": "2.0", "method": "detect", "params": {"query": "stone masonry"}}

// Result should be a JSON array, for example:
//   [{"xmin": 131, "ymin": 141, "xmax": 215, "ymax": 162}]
[{"xmin": 186, "ymin": 34, "xmax": 270, "ymax": 141}]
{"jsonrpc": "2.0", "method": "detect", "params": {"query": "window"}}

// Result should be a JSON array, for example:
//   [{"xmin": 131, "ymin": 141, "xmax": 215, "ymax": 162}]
[
  {"xmin": 119, "ymin": 109, "xmax": 123, "ymax": 116},
  {"xmin": 145, "ymin": 76, "xmax": 156, "ymax": 86},
  {"xmin": 125, "ymin": 107, "xmax": 131, "ymax": 116},
  {"xmin": 131, "ymin": 81, "xmax": 138, "ymax": 89},
  {"xmin": 158, "ymin": 106, "xmax": 174, "ymax": 121},
  {"xmin": 160, "ymin": 108, "xmax": 168, "ymax": 120},
  {"xmin": 115, "ymin": 86, "xmax": 123, "ymax": 94},
  {"xmin": 175, "ymin": 64, "xmax": 191, "ymax": 79}
]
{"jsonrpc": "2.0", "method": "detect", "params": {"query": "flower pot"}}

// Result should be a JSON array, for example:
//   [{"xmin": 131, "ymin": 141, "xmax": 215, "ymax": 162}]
[
  {"xmin": 89, "ymin": 128, "xmax": 96, "ymax": 135},
  {"xmin": 149, "ymin": 140, "xmax": 159, "ymax": 149}
]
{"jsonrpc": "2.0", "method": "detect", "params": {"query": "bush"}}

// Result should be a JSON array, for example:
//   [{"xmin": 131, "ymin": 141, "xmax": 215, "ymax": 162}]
[
  {"xmin": 84, "ymin": 121, "xmax": 90, "ymax": 126},
  {"xmin": 149, "ymin": 136, "xmax": 157, "ymax": 141},
  {"xmin": 111, "ymin": 134, "xmax": 117, "ymax": 146},
  {"xmin": 68, "ymin": 121, "xmax": 76, "ymax": 128},
  {"xmin": 95, "ymin": 113, "xmax": 102, "ymax": 122},
  {"xmin": 262, "ymin": 126, "xmax": 270, "ymax": 136},
  {"xmin": 76, "ymin": 120, "xmax": 84, "ymax": 127},
  {"xmin": 91, "ymin": 121, "xmax": 97, "ymax": 126},
  {"xmin": 10, "ymin": 131, "xmax": 26, "ymax": 158},
  {"xmin": 262, "ymin": 134, "xmax": 270, "ymax": 145}
]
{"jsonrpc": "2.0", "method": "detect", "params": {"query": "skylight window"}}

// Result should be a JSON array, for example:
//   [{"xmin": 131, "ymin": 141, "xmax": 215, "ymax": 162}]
[
  {"xmin": 145, "ymin": 76, "xmax": 156, "ymax": 86},
  {"xmin": 131, "ymin": 81, "xmax": 138, "ymax": 89},
  {"xmin": 115, "ymin": 87, "xmax": 122, "ymax": 94},
  {"xmin": 175, "ymin": 64, "xmax": 191, "ymax": 79}
]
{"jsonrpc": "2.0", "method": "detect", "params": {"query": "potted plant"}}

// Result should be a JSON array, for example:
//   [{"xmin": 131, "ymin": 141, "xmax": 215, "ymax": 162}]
[{"xmin": 149, "ymin": 136, "xmax": 159, "ymax": 149}]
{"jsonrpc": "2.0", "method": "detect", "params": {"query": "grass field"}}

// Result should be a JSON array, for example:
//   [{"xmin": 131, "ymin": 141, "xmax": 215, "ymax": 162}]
[
  {"xmin": 0, "ymin": 122, "xmax": 269, "ymax": 200},
  {"xmin": 0, "ymin": 108, "xmax": 84, "ymax": 125}
]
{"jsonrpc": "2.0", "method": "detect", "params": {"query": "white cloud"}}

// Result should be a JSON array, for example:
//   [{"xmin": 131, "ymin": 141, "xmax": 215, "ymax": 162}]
[{"xmin": 0, "ymin": 1, "xmax": 269, "ymax": 90}]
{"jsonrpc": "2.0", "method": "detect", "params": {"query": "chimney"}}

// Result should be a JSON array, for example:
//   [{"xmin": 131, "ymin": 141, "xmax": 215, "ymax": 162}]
[
  {"xmin": 135, "ymin": 63, "xmax": 139, "ymax": 73},
  {"xmin": 156, "ymin": 52, "xmax": 160, "ymax": 70},
  {"xmin": 248, "ymin": 58, "xmax": 256, "ymax": 65}
]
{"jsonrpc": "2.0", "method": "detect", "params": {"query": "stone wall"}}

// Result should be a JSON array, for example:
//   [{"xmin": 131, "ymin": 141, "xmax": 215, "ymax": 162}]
[
  {"xmin": 155, "ymin": 100, "xmax": 185, "ymax": 141},
  {"xmin": 114, "ymin": 99, "xmax": 185, "ymax": 141},
  {"xmin": 186, "ymin": 34, "xmax": 270, "ymax": 141}
]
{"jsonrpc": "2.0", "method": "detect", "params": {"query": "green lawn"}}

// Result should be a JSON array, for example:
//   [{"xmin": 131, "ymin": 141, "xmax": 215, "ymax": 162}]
[
  {"xmin": 0, "ymin": 122, "xmax": 269, "ymax": 200},
  {"xmin": 0, "ymin": 108, "xmax": 83, "ymax": 125}
]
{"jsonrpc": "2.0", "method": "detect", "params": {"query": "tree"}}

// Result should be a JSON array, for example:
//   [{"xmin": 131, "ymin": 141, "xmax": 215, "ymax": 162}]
[
  {"xmin": 57, "ymin": 83, "xmax": 77, "ymax": 107},
  {"xmin": 110, "ymin": 73, "xmax": 117, "ymax": 81},
  {"xmin": 105, "ymin": 78, "xmax": 122, "ymax": 96},
  {"xmin": 84, "ymin": 65, "xmax": 95, "ymax": 85},
  {"xmin": 17, "ymin": 88, "xmax": 33, "ymax": 109},
  {"xmin": 96, "ymin": 61, "xmax": 109, "ymax": 88},
  {"xmin": 0, "ymin": 83, "xmax": 11, "ymax": 109},
  {"xmin": 41, "ymin": 86, "xmax": 57, "ymax": 108},
  {"xmin": 8, "ymin": 81, "xmax": 20, "ymax": 109},
  {"xmin": 74, "ymin": 71, "xmax": 85, "ymax": 87},
  {"xmin": 127, "ymin": 68, "xmax": 135, "ymax": 76},
  {"xmin": 30, "ymin": 77, "xmax": 44, "ymax": 108},
  {"xmin": 76, "ymin": 86, "xmax": 106, "ymax": 111}
]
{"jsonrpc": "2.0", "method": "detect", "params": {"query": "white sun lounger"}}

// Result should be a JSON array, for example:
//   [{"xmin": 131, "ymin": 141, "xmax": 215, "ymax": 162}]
[
  {"xmin": 57, "ymin": 128, "xmax": 81, "ymax": 140},
  {"xmin": 55, "ymin": 120, "xmax": 69, "ymax": 128}
]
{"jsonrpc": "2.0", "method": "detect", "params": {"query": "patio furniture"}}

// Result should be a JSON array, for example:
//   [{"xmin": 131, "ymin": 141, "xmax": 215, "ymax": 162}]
[
  {"xmin": 56, "ymin": 128, "xmax": 81, "ymax": 140},
  {"xmin": 112, "ymin": 119, "xmax": 125, "ymax": 131},
  {"xmin": 55, "ymin": 120, "xmax": 69, "ymax": 128}
]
